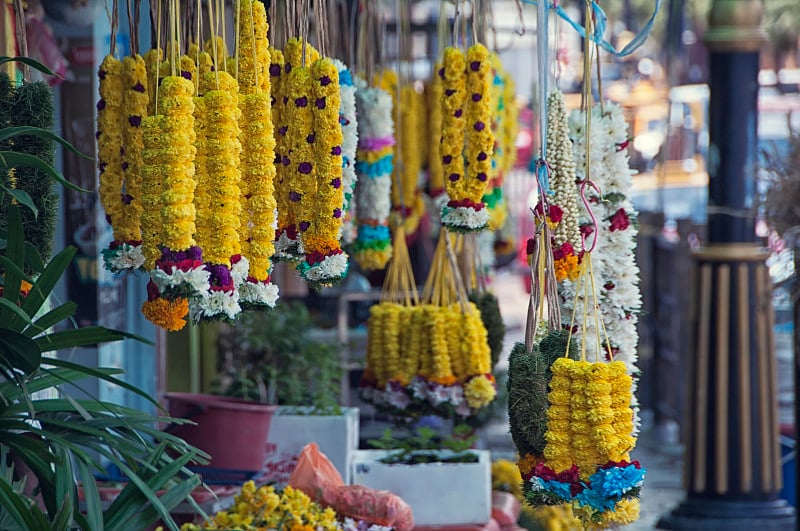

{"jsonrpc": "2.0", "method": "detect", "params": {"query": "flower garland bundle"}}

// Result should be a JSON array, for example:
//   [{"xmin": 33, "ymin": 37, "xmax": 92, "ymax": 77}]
[
  {"xmin": 332, "ymin": 59, "xmax": 359, "ymax": 246},
  {"xmin": 96, "ymin": 55, "xmax": 125, "ymax": 246},
  {"xmin": 144, "ymin": 48, "xmax": 162, "ymax": 116},
  {"xmin": 236, "ymin": 0, "xmax": 258, "ymax": 95},
  {"xmin": 427, "ymin": 62, "xmax": 445, "ymax": 203},
  {"xmin": 352, "ymin": 78, "xmax": 394, "ymax": 270},
  {"xmin": 522, "ymin": 357, "xmax": 643, "ymax": 527},
  {"xmin": 566, "ymin": 105, "xmax": 642, "ymax": 373},
  {"xmin": 439, "ymin": 45, "xmax": 494, "ymax": 233},
  {"xmin": 547, "ymin": 91, "xmax": 580, "ymax": 249},
  {"xmin": 296, "ymin": 58, "xmax": 349, "ymax": 287}
]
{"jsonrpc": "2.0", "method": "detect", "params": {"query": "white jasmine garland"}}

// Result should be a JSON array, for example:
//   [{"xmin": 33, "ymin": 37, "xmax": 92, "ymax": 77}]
[
  {"xmin": 357, "ymin": 175, "xmax": 392, "ymax": 224},
  {"xmin": 547, "ymin": 91, "xmax": 581, "ymax": 248},
  {"xmin": 333, "ymin": 60, "xmax": 359, "ymax": 246},
  {"xmin": 441, "ymin": 205, "xmax": 490, "ymax": 231}
]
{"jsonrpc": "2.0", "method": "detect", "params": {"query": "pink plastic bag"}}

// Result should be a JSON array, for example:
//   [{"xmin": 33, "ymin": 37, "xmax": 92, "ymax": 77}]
[{"xmin": 289, "ymin": 443, "xmax": 414, "ymax": 531}]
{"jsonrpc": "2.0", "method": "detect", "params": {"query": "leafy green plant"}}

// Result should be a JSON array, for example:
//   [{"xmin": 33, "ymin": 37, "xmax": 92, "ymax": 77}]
[
  {"xmin": 215, "ymin": 302, "xmax": 343, "ymax": 414},
  {"xmin": 367, "ymin": 425, "xmax": 479, "ymax": 465},
  {"xmin": 0, "ymin": 55, "xmax": 209, "ymax": 531}
]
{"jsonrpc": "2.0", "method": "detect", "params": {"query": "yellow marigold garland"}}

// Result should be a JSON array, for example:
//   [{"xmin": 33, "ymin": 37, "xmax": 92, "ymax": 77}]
[
  {"xmin": 144, "ymin": 48, "xmax": 162, "ymax": 116},
  {"xmin": 427, "ymin": 63, "xmax": 445, "ymax": 198},
  {"xmin": 297, "ymin": 57, "xmax": 348, "ymax": 285},
  {"xmin": 284, "ymin": 65, "xmax": 314, "ymax": 260},
  {"xmin": 139, "ymin": 115, "xmax": 167, "ymax": 267},
  {"xmin": 440, "ymin": 47, "xmax": 466, "ymax": 201},
  {"xmin": 463, "ymin": 44, "xmax": 494, "ymax": 205},
  {"xmin": 200, "ymin": 71, "xmax": 241, "ymax": 265},
  {"xmin": 270, "ymin": 47, "xmax": 295, "ymax": 259},
  {"xmin": 97, "ymin": 55, "xmax": 124, "ymax": 240},
  {"xmin": 119, "ymin": 54, "xmax": 148, "ymax": 244},
  {"xmin": 236, "ymin": 0, "xmax": 258, "ymax": 95},
  {"xmin": 192, "ymin": 95, "xmax": 209, "ymax": 254}
]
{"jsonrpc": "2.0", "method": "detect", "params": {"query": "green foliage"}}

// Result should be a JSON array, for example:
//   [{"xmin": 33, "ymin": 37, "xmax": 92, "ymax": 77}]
[
  {"xmin": 367, "ymin": 424, "xmax": 479, "ymax": 465},
  {"xmin": 215, "ymin": 302, "xmax": 343, "ymax": 414},
  {"xmin": 507, "ymin": 330, "xmax": 577, "ymax": 458},
  {"xmin": 0, "ymin": 76, "xmax": 59, "ymax": 264},
  {"xmin": 468, "ymin": 291, "xmax": 506, "ymax": 369}
]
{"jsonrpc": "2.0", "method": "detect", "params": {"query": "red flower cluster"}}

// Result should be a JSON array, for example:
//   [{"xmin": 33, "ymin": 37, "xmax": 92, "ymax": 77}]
[
  {"xmin": 609, "ymin": 208, "xmax": 630, "ymax": 232},
  {"xmin": 447, "ymin": 197, "xmax": 485, "ymax": 210},
  {"xmin": 533, "ymin": 463, "xmax": 585, "ymax": 496},
  {"xmin": 553, "ymin": 241, "xmax": 575, "ymax": 261}
]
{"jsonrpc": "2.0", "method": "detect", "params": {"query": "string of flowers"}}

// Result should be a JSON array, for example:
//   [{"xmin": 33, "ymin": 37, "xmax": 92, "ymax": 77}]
[
  {"xmin": 96, "ymin": 55, "xmax": 125, "ymax": 258},
  {"xmin": 237, "ymin": 0, "xmax": 279, "ymax": 309},
  {"xmin": 332, "ymin": 59, "xmax": 359, "ymax": 246},
  {"xmin": 439, "ymin": 47, "xmax": 469, "ymax": 228},
  {"xmin": 427, "ymin": 61, "xmax": 445, "ymax": 205},
  {"xmin": 352, "ymin": 78, "xmax": 394, "ymax": 271},
  {"xmin": 548, "ymin": 91, "xmax": 581, "ymax": 250},
  {"xmin": 566, "ymin": 104, "xmax": 642, "ymax": 374},
  {"xmin": 191, "ymin": 71, "xmax": 243, "ymax": 321},
  {"xmin": 296, "ymin": 58, "xmax": 349, "ymax": 287},
  {"xmin": 144, "ymin": 48, "xmax": 161, "ymax": 116}
]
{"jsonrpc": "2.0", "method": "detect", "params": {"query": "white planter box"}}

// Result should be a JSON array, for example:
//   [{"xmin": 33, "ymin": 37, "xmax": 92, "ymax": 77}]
[
  {"xmin": 263, "ymin": 407, "xmax": 359, "ymax": 486},
  {"xmin": 351, "ymin": 449, "xmax": 491, "ymax": 526}
]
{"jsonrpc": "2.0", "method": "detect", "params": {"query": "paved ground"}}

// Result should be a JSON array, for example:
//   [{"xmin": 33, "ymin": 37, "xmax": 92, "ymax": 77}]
[{"xmin": 488, "ymin": 269, "xmax": 685, "ymax": 529}]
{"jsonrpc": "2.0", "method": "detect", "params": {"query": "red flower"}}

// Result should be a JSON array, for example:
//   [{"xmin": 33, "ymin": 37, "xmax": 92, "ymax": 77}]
[
  {"xmin": 146, "ymin": 280, "xmax": 160, "ymax": 302},
  {"xmin": 556, "ymin": 465, "xmax": 581, "ymax": 485},
  {"xmin": 548, "ymin": 204, "xmax": 563, "ymax": 223},
  {"xmin": 553, "ymin": 241, "xmax": 575, "ymax": 261},
  {"xmin": 609, "ymin": 208, "xmax": 630, "ymax": 232},
  {"xmin": 447, "ymin": 198, "xmax": 485, "ymax": 211},
  {"xmin": 580, "ymin": 224, "xmax": 594, "ymax": 239},
  {"xmin": 526, "ymin": 238, "xmax": 536, "ymax": 256},
  {"xmin": 533, "ymin": 462, "xmax": 558, "ymax": 481}
]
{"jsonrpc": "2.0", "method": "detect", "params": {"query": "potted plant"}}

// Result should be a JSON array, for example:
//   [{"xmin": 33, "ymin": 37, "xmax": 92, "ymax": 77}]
[
  {"xmin": 215, "ymin": 303, "xmax": 359, "ymax": 485},
  {"xmin": 0, "ymin": 56, "xmax": 208, "ymax": 531},
  {"xmin": 351, "ymin": 425, "xmax": 492, "ymax": 527}
]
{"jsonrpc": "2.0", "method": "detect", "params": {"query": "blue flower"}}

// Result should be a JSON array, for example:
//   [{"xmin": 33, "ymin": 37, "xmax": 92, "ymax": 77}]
[
  {"xmin": 575, "ymin": 485, "xmax": 616, "ymax": 512},
  {"xmin": 542, "ymin": 479, "xmax": 572, "ymax": 501},
  {"xmin": 591, "ymin": 465, "xmax": 646, "ymax": 498}
]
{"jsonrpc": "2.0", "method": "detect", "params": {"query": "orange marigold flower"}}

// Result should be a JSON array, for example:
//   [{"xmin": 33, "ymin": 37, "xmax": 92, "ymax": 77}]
[
  {"xmin": 517, "ymin": 453, "xmax": 539, "ymax": 476},
  {"xmin": 141, "ymin": 297, "xmax": 189, "ymax": 331}
]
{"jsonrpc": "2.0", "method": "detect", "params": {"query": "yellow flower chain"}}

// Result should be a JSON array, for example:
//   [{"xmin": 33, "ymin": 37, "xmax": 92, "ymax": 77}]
[
  {"xmin": 500, "ymin": 73, "xmax": 519, "ymax": 177},
  {"xmin": 285, "ymin": 65, "xmax": 315, "ymax": 246},
  {"xmin": 204, "ymin": 36, "xmax": 228, "ymax": 71},
  {"xmin": 270, "ymin": 46, "xmax": 293, "ymax": 245},
  {"xmin": 241, "ymin": 92, "xmax": 277, "ymax": 280},
  {"xmin": 427, "ymin": 62, "xmax": 445, "ymax": 196},
  {"xmin": 236, "ymin": 0, "xmax": 257, "ymax": 95},
  {"xmin": 140, "ymin": 115, "xmax": 168, "ymax": 266},
  {"xmin": 440, "ymin": 47, "xmax": 467, "ymax": 199},
  {"xmin": 119, "ymin": 54, "xmax": 148, "ymax": 243},
  {"xmin": 153, "ymin": 76, "xmax": 197, "ymax": 255},
  {"xmin": 201, "ymin": 71, "xmax": 242, "ymax": 265},
  {"xmin": 306, "ymin": 57, "xmax": 345, "ymax": 258},
  {"xmin": 375, "ymin": 303, "xmax": 402, "ymax": 386},
  {"xmin": 253, "ymin": 2, "xmax": 270, "ymax": 95},
  {"xmin": 463, "ymin": 43, "xmax": 494, "ymax": 204},
  {"xmin": 428, "ymin": 305, "xmax": 456, "ymax": 385},
  {"xmin": 366, "ymin": 304, "xmax": 384, "ymax": 382},
  {"xmin": 446, "ymin": 306, "xmax": 467, "ymax": 380},
  {"xmin": 97, "ymin": 55, "xmax": 124, "ymax": 240},
  {"xmin": 192, "ymin": 95, "xmax": 210, "ymax": 254}
]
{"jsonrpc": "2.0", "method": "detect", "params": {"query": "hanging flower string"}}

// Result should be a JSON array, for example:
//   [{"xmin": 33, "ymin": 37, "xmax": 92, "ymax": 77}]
[
  {"xmin": 427, "ymin": 61, "xmax": 446, "ymax": 206},
  {"xmin": 352, "ymin": 79, "xmax": 394, "ymax": 271},
  {"xmin": 297, "ymin": 58, "xmax": 349, "ymax": 287},
  {"xmin": 332, "ymin": 59, "xmax": 359, "ymax": 246}
]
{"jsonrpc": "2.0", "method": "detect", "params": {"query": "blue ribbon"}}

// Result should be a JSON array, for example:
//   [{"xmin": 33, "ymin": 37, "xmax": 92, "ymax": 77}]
[
  {"xmin": 521, "ymin": 0, "xmax": 662, "ymax": 58},
  {"xmin": 355, "ymin": 155, "xmax": 394, "ymax": 178}
]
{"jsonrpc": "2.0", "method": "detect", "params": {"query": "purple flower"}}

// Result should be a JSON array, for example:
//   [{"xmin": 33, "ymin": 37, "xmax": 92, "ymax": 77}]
[
  {"xmin": 133, "ymin": 82, "xmax": 146, "ymax": 92},
  {"xmin": 454, "ymin": 109, "xmax": 463, "ymax": 118},
  {"xmin": 129, "ymin": 115, "xmax": 142, "ymax": 127},
  {"xmin": 274, "ymin": 153, "xmax": 282, "ymax": 164},
  {"xmin": 470, "ymin": 61, "xmax": 480, "ymax": 71},
  {"xmin": 98, "ymin": 69, "xmax": 106, "ymax": 80},
  {"xmin": 333, "ymin": 207, "xmax": 342, "ymax": 218},
  {"xmin": 477, "ymin": 172, "xmax": 487, "ymax": 182},
  {"xmin": 282, "ymin": 156, "xmax": 291, "ymax": 166},
  {"xmin": 443, "ymin": 155, "xmax": 452, "ymax": 164},
  {"xmin": 278, "ymin": 125, "xmax": 288, "ymax": 136},
  {"xmin": 448, "ymin": 173, "xmax": 460, "ymax": 182},
  {"xmin": 289, "ymin": 191, "xmax": 301, "ymax": 202},
  {"xmin": 331, "ymin": 177, "xmax": 342, "ymax": 189},
  {"xmin": 445, "ymin": 89, "xmax": 456, "ymax": 97},
  {"xmin": 331, "ymin": 146, "xmax": 342, "ymax": 156},
  {"xmin": 97, "ymin": 99, "xmax": 106, "ymax": 111},
  {"xmin": 477, "ymin": 152, "xmax": 488, "ymax": 161},
  {"xmin": 299, "ymin": 220, "xmax": 310, "ymax": 232},
  {"xmin": 307, "ymin": 133, "xmax": 316, "ymax": 144},
  {"xmin": 95, "ymin": 130, "xmax": 102, "ymax": 139},
  {"xmin": 180, "ymin": 70, "xmax": 192, "ymax": 80},
  {"xmin": 283, "ymin": 96, "xmax": 289, "ymax": 104},
  {"xmin": 188, "ymin": 246, "xmax": 203, "ymax": 261},
  {"xmin": 285, "ymin": 63, "xmax": 292, "ymax": 73},
  {"xmin": 320, "ymin": 75, "xmax": 332, "ymax": 86},
  {"xmin": 472, "ymin": 93, "xmax": 482, "ymax": 102},
  {"xmin": 295, "ymin": 96, "xmax": 308, "ymax": 107},
  {"xmin": 122, "ymin": 193, "xmax": 133, "ymax": 204},
  {"xmin": 121, "ymin": 161, "xmax": 129, "ymax": 171},
  {"xmin": 270, "ymin": 64, "xmax": 281, "ymax": 76},
  {"xmin": 299, "ymin": 162, "xmax": 313, "ymax": 174},
  {"xmin": 474, "ymin": 121, "xmax": 485, "ymax": 131},
  {"xmin": 206, "ymin": 264, "xmax": 232, "ymax": 287},
  {"xmin": 315, "ymin": 97, "xmax": 326, "ymax": 109},
  {"xmin": 99, "ymin": 162, "xmax": 107, "ymax": 173},
  {"xmin": 438, "ymin": 67, "xmax": 445, "ymax": 78}
]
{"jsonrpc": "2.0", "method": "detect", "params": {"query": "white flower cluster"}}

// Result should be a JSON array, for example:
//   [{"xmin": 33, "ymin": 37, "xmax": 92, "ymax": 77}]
[
  {"xmin": 104, "ymin": 243, "xmax": 145, "ymax": 273},
  {"xmin": 275, "ymin": 231, "xmax": 304, "ymax": 260},
  {"xmin": 302, "ymin": 252, "xmax": 349, "ymax": 282},
  {"xmin": 355, "ymin": 77, "xmax": 393, "ymax": 139},
  {"xmin": 333, "ymin": 60, "xmax": 359, "ymax": 246},
  {"xmin": 190, "ymin": 289, "xmax": 241, "ymax": 322},
  {"xmin": 239, "ymin": 279, "xmax": 280, "ymax": 308},
  {"xmin": 563, "ymin": 104, "xmax": 641, "ymax": 375},
  {"xmin": 150, "ymin": 265, "xmax": 211, "ymax": 295},
  {"xmin": 441, "ymin": 205, "xmax": 490, "ymax": 232},
  {"xmin": 546, "ymin": 91, "xmax": 581, "ymax": 248}
]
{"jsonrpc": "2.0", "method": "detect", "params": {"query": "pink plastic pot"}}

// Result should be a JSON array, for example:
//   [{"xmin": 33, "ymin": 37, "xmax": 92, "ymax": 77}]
[{"xmin": 166, "ymin": 393, "xmax": 277, "ymax": 472}]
